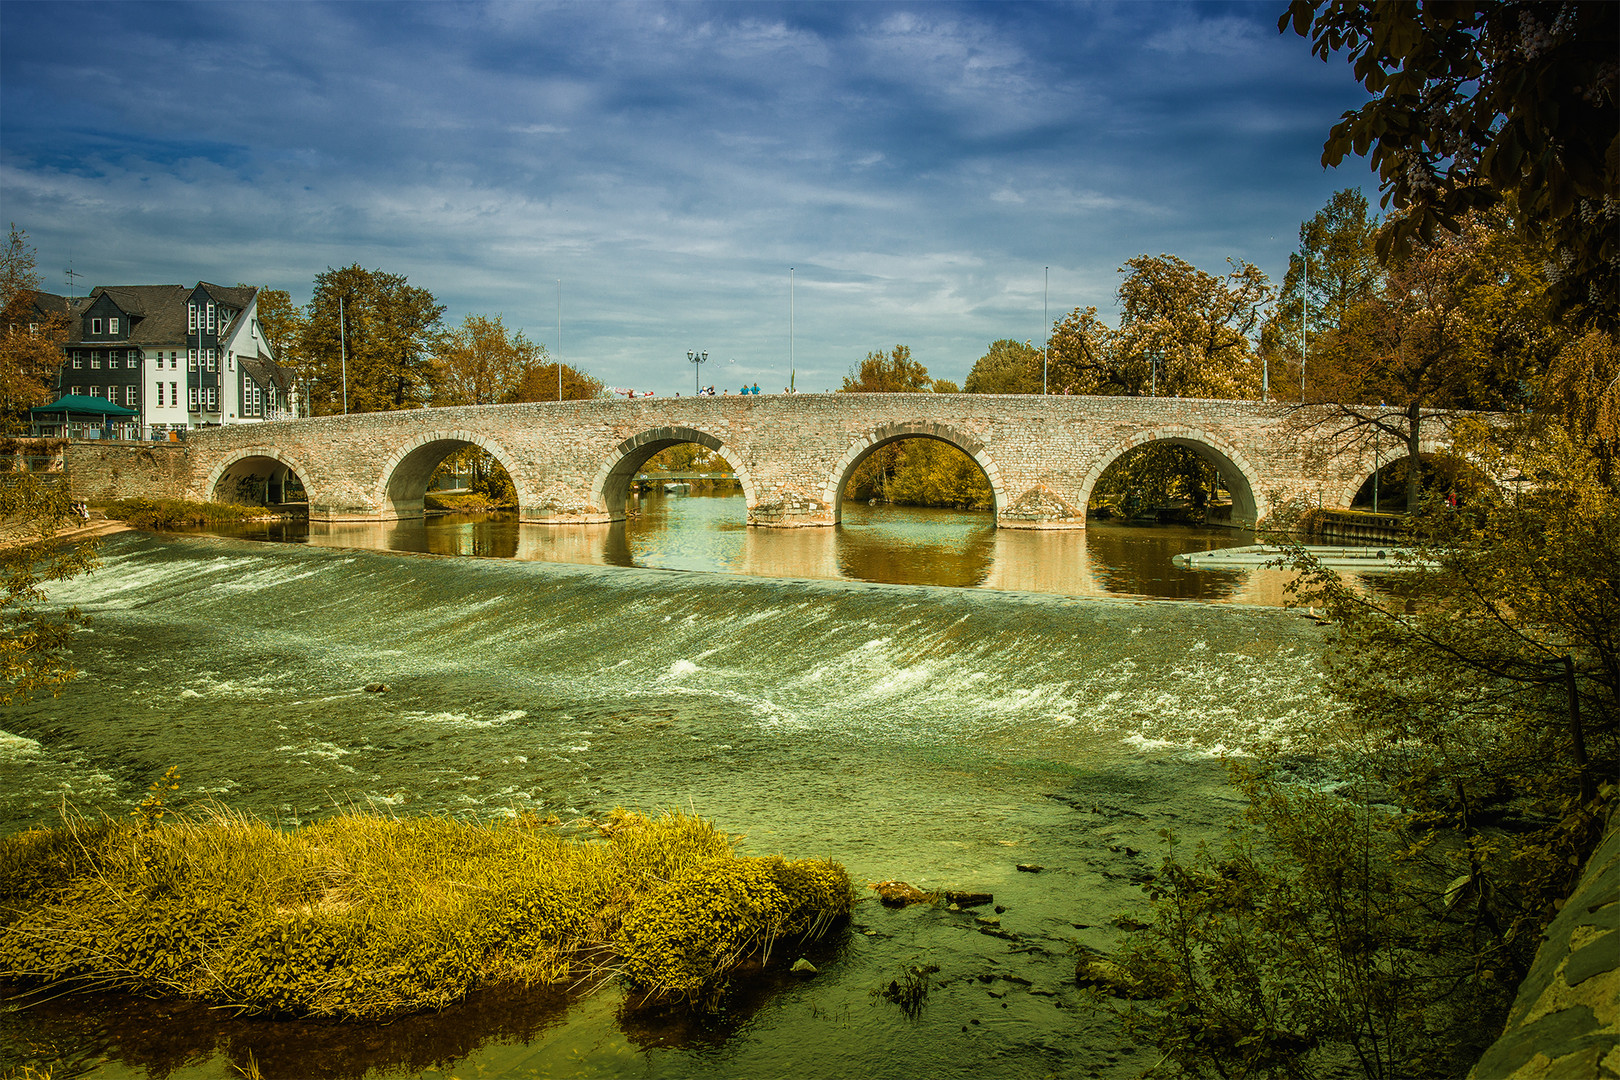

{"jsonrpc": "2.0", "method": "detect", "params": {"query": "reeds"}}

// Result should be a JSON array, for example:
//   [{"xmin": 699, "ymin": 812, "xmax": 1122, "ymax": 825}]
[{"xmin": 0, "ymin": 805, "xmax": 853, "ymax": 1019}]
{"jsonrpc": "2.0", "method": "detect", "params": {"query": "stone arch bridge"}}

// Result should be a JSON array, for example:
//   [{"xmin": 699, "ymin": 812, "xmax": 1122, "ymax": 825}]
[{"xmin": 69, "ymin": 394, "xmax": 1441, "ymax": 529}]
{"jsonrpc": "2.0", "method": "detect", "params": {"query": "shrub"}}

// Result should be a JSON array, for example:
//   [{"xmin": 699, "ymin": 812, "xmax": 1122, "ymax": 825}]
[{"xmin": 104, "ymin": 498, "xmax": 264, "ymax": 529}]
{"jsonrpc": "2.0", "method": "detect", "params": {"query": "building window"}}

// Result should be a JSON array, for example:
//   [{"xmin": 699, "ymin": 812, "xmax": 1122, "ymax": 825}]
[
  {"xmin": 206, "ymin": 302, "xmax": 216, "ymax": 331},
  {"xmin": 89, "ymin": 385, "xmax": 99, "ymax": 398},
  {"xmin": 205, "ymin": 348, "xmax": 216, "ymax": 372},
  {"xmin": 71, "ymin": 385, "xmax": 83, "ymax": 397},
  {"xmin": 170, "ymin": 353, "xmax": 178, "ymax": 369},
  {"xmin": 169, "ymin": 382, "xmax": 178, "ymax": 407},
  {"xmin": 189, "ymin": 386, "xmax": 198, "ymax": 409},
  {"xmin": 205, "ymin": 386, "xmax": 218, "ymax": 409},
  {"xmin": 188, "ymin": 303, "xmax": 198, "ymax": 331},
  {"xmin": 72, "ymin": 354, "xmax": 82, "ymax": 369},
  {"xmin": 228, "ymin": 352, "xmax": 235, "ymax": 371},
  {"xmin": 125, "ymin": 385, "xmax": 137, "ymax": 406},
  {"xmin": 188, "ymin": 350, "xmax": 197, "ymax": 371},
  {"xmin": 106, "ymin": 386, "xmax": 118, "ymax": 402},
  {"xmin": 90, "ymin": 354, "xmax": 101, "ymax": 369},
  {"xmin": 28, "ymin": 322, "xmax": 37, "ymax": 336},
  {"xmin": 91, "ymin": 318, "xmax": 103, "ymax": 335},
  {"xmin": 109, "ymin": 318, "xmax": 120, "ymax": 334}
]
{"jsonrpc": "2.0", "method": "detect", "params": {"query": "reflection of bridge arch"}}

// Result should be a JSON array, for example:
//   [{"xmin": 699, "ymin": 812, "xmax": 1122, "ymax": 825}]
[
  {"xmin": 592, "ymin": 426, "xmax": 758, "ymax": 522},
  {"xmin": 376, "ymin": 430, "xmax": 525, "ymax": 520},
  {"xmin": 1077, "ymin": 426, "xmax": 1264, "ymax": 527},
  {"xmin": 204, "ymin": 447, "xmax": 318, "ymax": 507},
  {"xmin": 821, "ymin": 421, "xmax": 1007, "ymax": 522}
]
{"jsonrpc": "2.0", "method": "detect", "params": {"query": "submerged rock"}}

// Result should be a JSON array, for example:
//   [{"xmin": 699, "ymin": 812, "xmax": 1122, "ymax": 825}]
[
  {"xmin": 363, "ymin": 683, "xmax": 390, "ymax": 693},
  {"xmin": 944, "ymin": 890, "xmax": 993, "ymax": 908},
  {"xmin": 1015, "ymin": 863, "xmax": 1044, "ymax": 873},
  {"xmin": 790, "ymin": 958, "xmax": 818, "ymax": 975},
  {"xmin": 870, "ymin": 880, "xmax": 933, "ymax": 907}
]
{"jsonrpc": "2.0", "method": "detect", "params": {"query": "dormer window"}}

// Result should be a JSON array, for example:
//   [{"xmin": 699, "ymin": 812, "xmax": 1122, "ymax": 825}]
[
  {"xmin": 109, "ymin": 318, "xmax": 119, "ymax": 334},
  {"xmin": 91, "ymin": 318, "xmax": 103, "ymax": 334}
]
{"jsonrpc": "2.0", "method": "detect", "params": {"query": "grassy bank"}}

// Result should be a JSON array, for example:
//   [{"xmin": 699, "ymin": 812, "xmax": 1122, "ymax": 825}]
[
  {"xmin": 0, "ymin": 806, "xmax": 853, "ymax": 1019},
  {"xmin": 103, "ymin": 498, "xmax": 279, "ymax": 529}
]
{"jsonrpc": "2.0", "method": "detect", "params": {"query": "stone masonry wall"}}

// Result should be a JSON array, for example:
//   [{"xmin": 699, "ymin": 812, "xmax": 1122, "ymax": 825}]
[
  {"xmin": 93, "ymin": 395, "xmax": 1412, "ymax": 529},
  {"xmin": 63, "ymin": 442, "xmax": 192, "ymax": 503}
]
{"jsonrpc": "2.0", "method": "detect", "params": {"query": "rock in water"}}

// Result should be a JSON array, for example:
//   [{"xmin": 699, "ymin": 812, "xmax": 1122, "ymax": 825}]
[
  {"xmin": 790, "ymin": 958, "xmax": 818, "ymax": 975},
  {"xmin": 944, "ymin": 890, "xmax": 993, "ymax": 907},
  {"xmin": 870, "ymin": 880, "xmax": 932, "ymax": 907},
  {"xmin": 1015, "ymin": 863, "xmax": 1044, "ymax": 873},
  {"xmin": 364, "ymin": 683, "xmax": 390, "ymax": 693}
]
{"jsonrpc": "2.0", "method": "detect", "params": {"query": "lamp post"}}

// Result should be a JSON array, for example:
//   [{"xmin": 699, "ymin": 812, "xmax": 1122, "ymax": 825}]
[{"xmin": 687, "ymin": 349, "xmax": 707, "ymax": 395}]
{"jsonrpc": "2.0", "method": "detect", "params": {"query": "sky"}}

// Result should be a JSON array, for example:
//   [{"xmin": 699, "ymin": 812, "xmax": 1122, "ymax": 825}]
[{"xmin": 0, "ymin": 1, "xmax": 1377, "ymax": 396}]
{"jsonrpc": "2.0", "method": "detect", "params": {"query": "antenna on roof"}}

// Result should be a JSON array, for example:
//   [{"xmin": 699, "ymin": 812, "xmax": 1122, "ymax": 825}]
[{"xmin": 64, "ymin": 265, "xmax": 83, "ymax": 298}]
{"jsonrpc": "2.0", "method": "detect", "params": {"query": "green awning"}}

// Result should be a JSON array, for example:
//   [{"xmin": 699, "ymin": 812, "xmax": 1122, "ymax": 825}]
[{"xmin": 30, "ymin": 395, "xmax": 139, "ymax": 418}]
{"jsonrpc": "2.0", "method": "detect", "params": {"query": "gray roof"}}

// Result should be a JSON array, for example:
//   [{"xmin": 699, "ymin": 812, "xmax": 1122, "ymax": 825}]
[
  {"xmin": 239, "ymin": 351, "xmax": 295, "ymax": 391},
  {"xmin": 65, "ymin": 282, "xmax": 262, "ymax": 349}
]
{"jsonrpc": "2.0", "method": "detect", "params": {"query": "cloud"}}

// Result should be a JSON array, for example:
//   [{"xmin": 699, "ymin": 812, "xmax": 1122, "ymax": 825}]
[{"xmin": 1, "ymin": 0, "xmax": 1377, "ymax": 394}]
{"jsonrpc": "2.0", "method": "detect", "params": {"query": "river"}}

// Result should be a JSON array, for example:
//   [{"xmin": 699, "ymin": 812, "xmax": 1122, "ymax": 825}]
[{"xmin": 1, "ymin": 494, "xmax": 1350, "ymax": 1080}]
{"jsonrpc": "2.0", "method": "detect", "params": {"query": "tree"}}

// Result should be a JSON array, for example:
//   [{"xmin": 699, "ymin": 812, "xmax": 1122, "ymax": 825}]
[
  {"xmin": 840, "ymin": 345, "xmax": 931, "ymax": 393},
  {"xmin": 1, "ymin": 225, "xmax": 67, "ymax": 432},
  {"xmin": 507, "ymin": 361, "xmax": 604, "ymax": 403},
  {"xmin": 0, "ymin": 475, "xmax": 98, "ymax": 705},
  {"xmin": 1536, "ymin": 329, "xmax": 1620, "ymax": 482},
  {"xmin": 1282, "ymin": 2, "xmax": 1619, "ymax": 329},
  {"xmin": 1299, "ymin": 207, "xmax": 1558, "ymax": 509},
  {"xmin": 436, "ymin": 314, "xmax": 545, "ymax": 407},
  {"xmin": 1113, "ymin": 255, "xmax": 1271, "ymax": 400},
  {"xmin": 1044, "ymin": 307, "xmax": 1133, "ymax": 395},
  {"xmin": 964, "ymin": 339, "xmax": 1044, "ymax": 394},
  {"xmin": 301, "ymin": 266, "xmax": 445, "ymax": 414},
  {"xmin": 1264, "ymin": 190, "xmax": 1384, "ymax": 400}
]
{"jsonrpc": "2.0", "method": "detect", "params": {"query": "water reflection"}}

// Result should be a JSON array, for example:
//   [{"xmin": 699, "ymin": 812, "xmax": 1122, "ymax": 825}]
[
  {"xmin": 0, "ymin": 981, "xmax": 576, "ymax": 1080},
  {"xmin": 193, "ymin": 492, "xmax": 1310, "ymax": 604}
]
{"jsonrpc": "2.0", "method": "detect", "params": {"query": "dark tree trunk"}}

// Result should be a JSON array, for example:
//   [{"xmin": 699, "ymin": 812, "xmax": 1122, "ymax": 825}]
[{"xmin": 1406, "ymin": 400, "xmax": 1423, "ymax": 512}]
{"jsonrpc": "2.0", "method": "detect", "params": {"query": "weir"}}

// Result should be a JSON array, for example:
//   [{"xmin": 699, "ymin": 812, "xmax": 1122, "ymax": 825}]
[{"xmin": 60, "ymin": 393, "xmax": 1456, "ymax": 529}]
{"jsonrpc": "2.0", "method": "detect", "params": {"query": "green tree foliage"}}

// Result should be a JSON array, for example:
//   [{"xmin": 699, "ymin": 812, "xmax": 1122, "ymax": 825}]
[
  {"xmin": 0, "ymin": 475, "xmax": 98, "ymax": 705},
  {"xmin": 1281, "ymin": 1, "xmax": 1619, "ymax": 329},
  {"xmin": 1, "ymin": 225, "xmax": 67, "ymax": 433},
  {"xmin": 1536, "ymin": 330, "xmax": 1620, "ymax": 481},
  {"xmin": 964, "ymin": 339, "xmax": 1044, "ymax": 394},
  {"xmin": 1035, "ymin": 257, "xmax": 1271, "ymax": 399},
  {"xmin": 871, "ymin": 438, "xmax": 993, "ymax": 510},
  {"xmin": 507, "ymin": 362, "xmax": 604, "ymax": 403},
  {"xmin": 1114, "ymin": 256, "xmax": 1270, "ymax": 400},
  {"xmin": 1116, "ymin": 427, "xmax": 1620, "ymax": 1078},
  {"xmin": 302, "ymin": 265, "xmax": 445, "ymax": 414},
  {"xmin": 840, "ymin": 344, "xmax": 931, "ymax": 393},
  {"xmin": 1088, "ymin": 445, "xmax": 1222, "ymax": 518},
  {"xmin": 1263, "ymin": 190, "xmax": 1383, "ymax": 400},
  {"xmin": 436, "ymin": 314, "xmax": 545, "ymax": 407},
  {"xmin": 1299, "ymin": 207, "xmax": 1560, "ymax": 509}
]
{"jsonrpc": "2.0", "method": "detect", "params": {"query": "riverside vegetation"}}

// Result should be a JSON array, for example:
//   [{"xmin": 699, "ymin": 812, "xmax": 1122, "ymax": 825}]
[{"xmin": 0, "ymin": 785, "xmax": 855, "ymax": 1019}]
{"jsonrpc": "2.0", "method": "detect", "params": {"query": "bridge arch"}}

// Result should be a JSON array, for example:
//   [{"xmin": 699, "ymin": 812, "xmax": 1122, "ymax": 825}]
[
  {"xmin": 376, "ymin": 430, "xmax": 526, "ymax": 520},
  {"xmin": 203, "ymin": 447, "xmax": 319, "ymax": 508},
  {"xmin": 1078, "ymin": 426, "xmax": 1264, "ymax": 527},
  {"xmin": 592, "ymin": 425, "xmax": 759, "ymax": 521},
  {"xmin": 821, "ymin": 421, "xmax": 1007, "ymax": 522}
]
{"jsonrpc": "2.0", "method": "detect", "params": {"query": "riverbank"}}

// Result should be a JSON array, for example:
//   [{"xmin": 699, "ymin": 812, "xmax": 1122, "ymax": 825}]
[{"xmin": 0, "ymin": 805, "xmax": 853, "ymax": 1019}]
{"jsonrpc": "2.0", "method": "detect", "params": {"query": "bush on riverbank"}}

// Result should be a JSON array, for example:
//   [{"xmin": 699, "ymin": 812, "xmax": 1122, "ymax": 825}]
[
  {"xmin": 0, "ymin": 805, "xmax": 854, "ymax": 1019},
  {"xmin": 104, "ymin": 498, "xmax": 268, "ymax": 529}
]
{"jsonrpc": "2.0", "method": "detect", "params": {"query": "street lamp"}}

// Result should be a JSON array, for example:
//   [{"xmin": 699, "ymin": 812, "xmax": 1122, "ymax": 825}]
[{"xmin": 687, "ymin": 349, "xmax": 708, "ymax": 395}]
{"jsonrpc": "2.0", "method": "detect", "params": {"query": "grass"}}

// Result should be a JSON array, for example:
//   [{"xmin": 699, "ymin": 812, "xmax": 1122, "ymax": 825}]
[
  {"xmin": 103, "ymin": 498, "xmax": 273, "ymax": 529},
  {"xmin": 0, "ymin": 805, "xmax": 853, "ymax": 1020}
]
